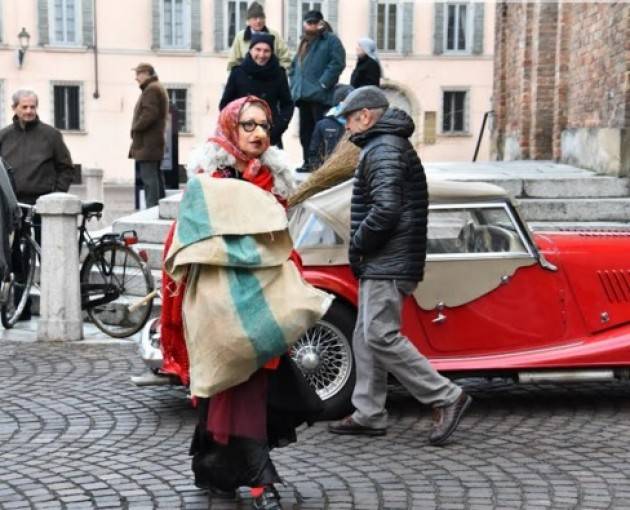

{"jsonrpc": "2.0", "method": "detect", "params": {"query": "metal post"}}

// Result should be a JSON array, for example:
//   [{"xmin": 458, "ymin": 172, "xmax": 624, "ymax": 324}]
[{"xmin": 473, "ymin": 110, "xmax": 493, "ymax": 162}]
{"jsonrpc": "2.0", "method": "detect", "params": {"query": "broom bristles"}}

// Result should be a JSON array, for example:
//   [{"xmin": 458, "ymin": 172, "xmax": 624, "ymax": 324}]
[{"xmin": 288, "ymin": 137, "xmax": 360, "ymax": 208}]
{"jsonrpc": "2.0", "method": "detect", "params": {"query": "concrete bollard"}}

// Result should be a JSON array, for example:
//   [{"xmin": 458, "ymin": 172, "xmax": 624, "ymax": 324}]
[
  {"xmin": 36, "ymin": 193, "xmax": 83, "ymax": 341},
  {"xmin": 83, "ymin": 167, "xmax": 104, "ymax": 203},
  {"xmin": 83, "ymin": 168, "xmax": 104, "ymax": 228}
]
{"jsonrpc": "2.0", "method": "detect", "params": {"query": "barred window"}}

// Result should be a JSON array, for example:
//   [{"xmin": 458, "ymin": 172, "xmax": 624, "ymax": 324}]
[
  {"xmin": 442, "ymin": 90, "xmax": 467, "ymax": 133},
  {"xmin": 53, "ymin": 84, "xmax": 81, "ymax": 131}
]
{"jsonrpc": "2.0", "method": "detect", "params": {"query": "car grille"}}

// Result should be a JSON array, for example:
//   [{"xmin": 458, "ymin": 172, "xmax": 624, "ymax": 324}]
[{"xmin": 598, "ymin": 269, "xmax": 630, "ymax": 303}]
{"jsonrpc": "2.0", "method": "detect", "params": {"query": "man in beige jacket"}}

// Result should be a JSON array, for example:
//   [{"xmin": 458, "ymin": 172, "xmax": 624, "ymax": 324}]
[{"xmin": 227, "ymin": 2, "xmax": 291, "ymax": 71}]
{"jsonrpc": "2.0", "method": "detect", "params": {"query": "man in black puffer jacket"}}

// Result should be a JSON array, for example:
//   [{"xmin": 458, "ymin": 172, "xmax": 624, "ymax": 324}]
[{"xmin": 328, "ymin": 87, "xmax": 471, "ymax": 446}]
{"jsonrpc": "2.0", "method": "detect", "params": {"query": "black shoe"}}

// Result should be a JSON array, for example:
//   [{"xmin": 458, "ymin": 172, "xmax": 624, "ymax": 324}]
[
  {"xmin": 429, "ymin": 392, "xmax": 472, "ymax": 446},
  {"xmin": 328, "ymin": 415, "xmax": 387, "ymax": 436},
  {"xmin": 295, "ymin": 165, "xmax": 311, "ymax": 173},
  {"xmin": 252, "ymin": 486, "xmax": 281, "ymax": 510},
  {"xmin": 193, "ymin": 478, "xmax": 236, "ymax": 499}
]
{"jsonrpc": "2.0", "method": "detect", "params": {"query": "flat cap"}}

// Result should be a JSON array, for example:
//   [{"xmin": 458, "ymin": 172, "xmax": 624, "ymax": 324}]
[
  {"xmin": 337, "ymin": 86, "xmax": 389, "ymax": 117},
  {"xmin": 303, "ymin": 9, "xmax": 323, "ymax": 23},
  {"xmin": 132, "ymin": 62, "xmax": 155, "ymax": 75}
]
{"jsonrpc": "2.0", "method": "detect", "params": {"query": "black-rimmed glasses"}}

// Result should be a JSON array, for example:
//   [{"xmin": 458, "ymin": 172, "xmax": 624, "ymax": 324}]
[{"xmin": 239, "ymin": 120, "xmax": 272, "ymax": 133}]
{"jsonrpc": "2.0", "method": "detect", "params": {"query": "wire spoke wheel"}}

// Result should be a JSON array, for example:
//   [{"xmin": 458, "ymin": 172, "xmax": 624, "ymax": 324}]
[
  {"xmin": 290, "ymin": 318, "xmax": 353, "ymax": 401},
  {"xmin": 1, "ymin": 237, "xmax": 37, "ymax": 329},
  {"xmin": 80, "ymin": 243, "xmax": 154, "ymax": 338}
]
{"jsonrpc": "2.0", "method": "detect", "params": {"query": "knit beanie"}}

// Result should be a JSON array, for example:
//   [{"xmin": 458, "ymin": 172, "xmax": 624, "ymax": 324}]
[
  {"xmin": 247, "ymin": 1, "xmax": 265, "ymax": 19},
  {"xmin": 249, "ymin": 32, "xmax": 275, "ymax": 51}
]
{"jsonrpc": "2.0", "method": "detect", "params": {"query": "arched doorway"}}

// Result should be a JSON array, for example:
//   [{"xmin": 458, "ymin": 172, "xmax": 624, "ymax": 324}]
[{"xmin": 380, "ymin": 81, "xmax": 421, "ymax": 146}]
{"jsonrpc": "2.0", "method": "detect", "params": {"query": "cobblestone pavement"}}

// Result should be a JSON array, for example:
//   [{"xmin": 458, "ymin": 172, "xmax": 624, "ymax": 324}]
[{"xmin": 2, "ymin": 339, "xmax": 630, "ymax": 510}]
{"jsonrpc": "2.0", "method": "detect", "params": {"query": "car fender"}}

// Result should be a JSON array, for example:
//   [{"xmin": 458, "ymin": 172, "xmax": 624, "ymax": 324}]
[{"xmin": 303, "ymin": 266, "xmax": 358, "ymax": 308}]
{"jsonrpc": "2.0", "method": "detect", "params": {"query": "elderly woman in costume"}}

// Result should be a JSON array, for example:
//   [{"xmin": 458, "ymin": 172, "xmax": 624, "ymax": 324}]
[{"xmin": 162, "ymin": 96, "xmax": 329, "ymax": 510}]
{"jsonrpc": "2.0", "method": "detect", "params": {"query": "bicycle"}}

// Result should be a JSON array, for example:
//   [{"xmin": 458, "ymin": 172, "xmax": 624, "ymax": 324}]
[
  {"xmin": 78, "ymin": 201, "xmax": 155, "ymax": 338},
  {"xmin": 1, "ymin": 201, "xmax": 156, "ymax": 338},
  {"xmin": 0, "ymin": 203, "xmax": 39, "ymax": 329}
]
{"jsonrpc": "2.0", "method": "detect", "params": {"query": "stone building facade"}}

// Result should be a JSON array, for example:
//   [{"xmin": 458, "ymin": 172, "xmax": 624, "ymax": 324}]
[
  {"xmin": 0, "ymin": 0, "xmax": 495, "ymax": 182},
  {"xmin": 492, "ymin": 1, "xmax": 629, "ymax": 176}
]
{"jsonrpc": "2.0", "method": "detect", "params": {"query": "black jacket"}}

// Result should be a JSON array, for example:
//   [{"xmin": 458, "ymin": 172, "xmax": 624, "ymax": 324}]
[
  {"xmin": 349, "ymin": 108, "xmax": 428, "ymax": 281},
  {"xmin": 0, "ymin": 116, "xmax": 74, "ymax": 204},
  {"xmin": 220, "ymin": 54, "xmax": 294, "ymax": 146},
  {"xmin": 350, "ymin": 55, "xmax": 381, "ymax": 88},
  {"xmin": 307, "ymin": 115, "xmax": 345, "ymax": 170}
]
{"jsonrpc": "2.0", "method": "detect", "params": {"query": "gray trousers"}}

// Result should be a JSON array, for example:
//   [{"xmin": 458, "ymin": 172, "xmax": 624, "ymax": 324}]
[
  {"xmin": 351, "ymin": 279, "xmax": 461, "ymax": 429},
  {"xmin": 137, "ymin": 160, "xmax": 165, "ymax": 208}
]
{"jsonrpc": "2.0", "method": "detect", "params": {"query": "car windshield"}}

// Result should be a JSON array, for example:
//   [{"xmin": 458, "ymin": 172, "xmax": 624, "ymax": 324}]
[
  {"xmin": 294, "ymin": 212, "xmax": 344, "ymax": 249},
  {"xmin": 427, "ymin": 204, "xmax": 529, "ymax": 256}
]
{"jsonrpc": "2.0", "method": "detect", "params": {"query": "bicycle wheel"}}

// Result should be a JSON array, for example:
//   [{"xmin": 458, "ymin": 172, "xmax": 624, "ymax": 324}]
[
  {"xmin": 80, "ymin": 242, "xmax": 154, "ymax": 338},
  {"xmin": 1, "ymin": 235, "xmax": 38, "ymax": 329}
]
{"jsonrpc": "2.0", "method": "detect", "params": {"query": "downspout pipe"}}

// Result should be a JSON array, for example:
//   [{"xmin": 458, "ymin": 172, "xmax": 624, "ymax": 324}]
[{"xmin": 92, "ymin": 0, "xmax": 100, "ymax": 99}]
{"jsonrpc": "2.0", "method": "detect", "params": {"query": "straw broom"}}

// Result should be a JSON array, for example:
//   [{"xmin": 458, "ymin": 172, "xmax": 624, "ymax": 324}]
[{"xmin": 287, "ymin": 136, "xmax": 360, "ymax": 208}]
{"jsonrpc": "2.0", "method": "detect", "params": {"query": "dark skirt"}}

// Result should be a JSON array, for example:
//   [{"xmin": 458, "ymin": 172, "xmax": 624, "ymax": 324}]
[{"xmin": 190, "ymin": 355, "xmax": 323, "ymax": 491}]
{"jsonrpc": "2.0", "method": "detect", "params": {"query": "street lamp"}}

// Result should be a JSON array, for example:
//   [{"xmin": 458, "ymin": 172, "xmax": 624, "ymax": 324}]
[{"xmin": 17, "ymin": 27, "xmax": 30, "ymax": 68}]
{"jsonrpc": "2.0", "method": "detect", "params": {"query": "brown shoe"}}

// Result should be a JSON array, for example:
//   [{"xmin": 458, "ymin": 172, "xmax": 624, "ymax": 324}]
[
  {"xmin": 328, "ymin": 416, "xmax": 387, "ymax": 436},
  {"xmin": 429, "ymin": 392, "xmax": 472, "ymax": 446}
]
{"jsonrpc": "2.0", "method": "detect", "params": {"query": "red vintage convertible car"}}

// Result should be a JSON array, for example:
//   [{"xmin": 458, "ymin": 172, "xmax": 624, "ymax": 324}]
[
  {"xmin": 140, "ymin": 179, "xmax": 630, "ymax": 419},
  {"xmin": 286, "ymin": 179, "xmax": 630, "ymax": 418}
]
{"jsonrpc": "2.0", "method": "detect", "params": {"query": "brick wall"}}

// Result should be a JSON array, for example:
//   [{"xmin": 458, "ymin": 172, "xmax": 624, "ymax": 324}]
[{"xmin": 492, "ymin": 1, "xmax": 629, "ymax": 163}]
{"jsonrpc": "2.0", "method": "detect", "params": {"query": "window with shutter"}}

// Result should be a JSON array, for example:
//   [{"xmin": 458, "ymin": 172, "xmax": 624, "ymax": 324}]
[
  {"xmin": 161, "ymin": 0, "xmax": 192, "ymax": 49},
  {"xmin": 444, "ymin": 2, "xmax": 473, "ymax": 53},
  {"xmin": 52, "ymin": 83, "xmax": 83, "ymax": 131},
  {"xmin": 376, "ymin": 1, "xmax": 399, "ymax": 52},
  {"xmin": 225, "ymin": 0, "xmax": 248, "ymax": 49},
  {"xmin": 48, "ymin": 0, "xmax": 82, "ymax": 45}
]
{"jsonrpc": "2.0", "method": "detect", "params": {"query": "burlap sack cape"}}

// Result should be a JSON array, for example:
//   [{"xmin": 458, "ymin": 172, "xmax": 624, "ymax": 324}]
[{"xmin": 164, "ymin": 175, "xmax": 332, "ymax": 398}]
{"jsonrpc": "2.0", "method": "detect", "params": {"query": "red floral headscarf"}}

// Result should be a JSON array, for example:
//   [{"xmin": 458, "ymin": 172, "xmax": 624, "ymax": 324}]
[{"xmin": 209, "ymin": 95, "xmax": 273, "ymax": 182}]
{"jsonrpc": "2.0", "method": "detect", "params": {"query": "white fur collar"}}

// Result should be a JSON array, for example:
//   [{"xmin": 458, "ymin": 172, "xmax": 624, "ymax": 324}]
[{"xmin": 186, "ymin": 142, "xmax": 295, "ymax": 199}]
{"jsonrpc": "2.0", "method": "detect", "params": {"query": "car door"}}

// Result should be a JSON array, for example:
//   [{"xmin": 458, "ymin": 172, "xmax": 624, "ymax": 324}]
[{"xmin": 407, "ymin": 201, "xmax": 567, "ymax": 356}]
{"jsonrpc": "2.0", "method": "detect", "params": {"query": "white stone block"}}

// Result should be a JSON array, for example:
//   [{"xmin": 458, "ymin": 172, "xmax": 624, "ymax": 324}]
[{"xmin": 36, "ymin": 193, "xmax": 83, "ymax": 342}]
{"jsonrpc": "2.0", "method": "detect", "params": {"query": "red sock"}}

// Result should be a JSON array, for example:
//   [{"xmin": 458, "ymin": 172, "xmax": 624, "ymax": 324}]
[{"xmin": 250, "ymin": 487, "xmax": 264, "ymax": 498}]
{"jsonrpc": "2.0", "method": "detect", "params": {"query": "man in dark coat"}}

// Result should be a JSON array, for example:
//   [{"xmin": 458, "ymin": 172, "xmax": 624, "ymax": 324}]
[
  {"xmin": 129, "ymin": 63, "xmax": 169, "ymax": 208},
  {"xmin": 0, "ymin": 90, "xmax": 74, "ymax": 207},
  {"xmin": 220, "ymin": 33, "xmax": 293, "ymax": 147},
  {"xmin": 306, "ymin": 84, "xmax": 353, "ymax": 171},
  {"xmin": 0, "ymin": 89, "xmax": 75, "ymax": 319},
  {"xmin": 328, "ymin": 86, "xmax": 472, "ymax": 446},
  {"xmin": 289, "ymin": 10, "xmax": 345, "ymax": 168}
]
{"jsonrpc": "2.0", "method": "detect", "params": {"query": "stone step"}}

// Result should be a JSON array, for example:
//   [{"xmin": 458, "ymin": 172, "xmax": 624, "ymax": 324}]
[
  {"xmin": 138, "ymin": 242, "xmax": 165, "ymax": 272},
  {"xmin": 445, "ymin": 175, "xmax": 630, "ymax": 198},
  {"xmin": 521, "ymin": 177, "xmax": 630, "ymax": 198},
  {"xmin": 159, "ymin": 194, "xmax": 182, "ymax": 220},
  {"xmin": 516, "ymin": 197, "xmax": 630, "ymax": 222},
  {"xmin": 112, "ymin": 207, "xmax": 173, "ymax": 244}
]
